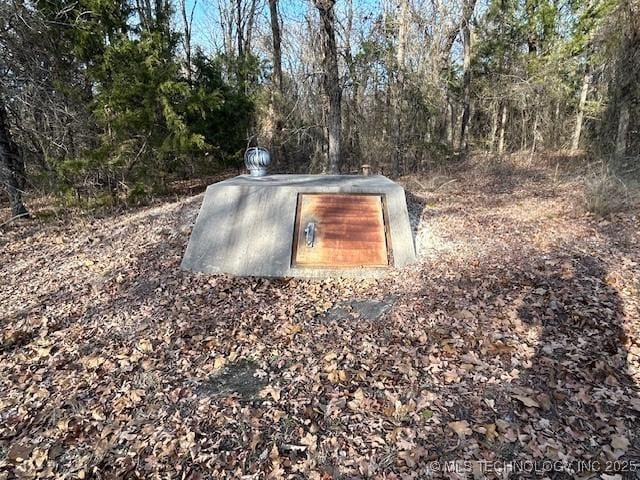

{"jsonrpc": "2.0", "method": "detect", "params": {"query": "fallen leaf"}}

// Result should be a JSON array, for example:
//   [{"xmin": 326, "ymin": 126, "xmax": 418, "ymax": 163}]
[
  {"xmin": 260, "ymin": 385, "xmax": 281, "ymax": 402},
  {"xmin": 610, "ymin": 434, "xmax": 629, "ymax": 452},
  {"xmin": 323, "ymin": 352, "xmax": 337, "ymax": 362},
  {"xmin": 213, "ymin": 356, "xmax": 226, "ymax": 369},
  {"xmin": 353, "ymin": 388, "xmax": 365, "ymax": 402},
  {"xmin": 57, "ymin": 418, "xmax": 71, "ymax": 432},
  {"xmin": 137, "ymin": 339, "xmax": 153, "ymax": 353},
  {"xmin": 448, "ymin": 420, "xmax": 472, "ymax": 438},
  {"xmin": 85, "ymin": 356, "xmax": 105, "ymax": 369},
  {"xmin": 300, "ymin": 432, "xmax": 317, "ymax": 452},
  {"xmin": 32, "ymin": 447, "xmax": 48, "ymax": 468},
  {"xmin": 282, "ymin": 323, "xmax": 302, "ymax": 336},
  {"xmin": 91, "ymin": 408, "xmax": 106, "ymax": 421},
  {"xmin": 513, "ymin": 395, "xmax": 540, "ymax": 408},
  {"xmin": 484, "ymin": 423, "xmax": 498, "ymax": 441},
  {"xmin": 34, "ymin": 346, "xmax": 52, "ymax": 358}
]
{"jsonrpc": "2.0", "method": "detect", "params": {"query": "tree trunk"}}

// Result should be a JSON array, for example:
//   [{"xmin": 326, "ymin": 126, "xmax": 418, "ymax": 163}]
[
  {"xmin": 459, "ymin": 0, "xmax": 476, "ymax": 153},
  {"xmin": 244, "ymin": 0, "xmax": 258, "ymax": 61},
  {"xmin": 136, "ymin": 0, "xmax": 153, "ymax": 31},
  {"xmin": 521, "ymin": 110, "xmax": 527, "ymax": 150},
  {"xmin": 267, "ymin": 0, "xmax": 285, "ymax": 168},
  {"xmin": 445, "ymin": 99, "xmax": 453, "ymax": 148},
  {"xmin": 531, "ymin": 113, "xmax": 538, "ymax": 154},
  {"xmin": 393, "ymin": 0, "xmax": 409, "ymax": 175},
  {"xmin": 351, "ymin": 81, "xmax": 362, "ymax": 166},
  {"xmin": 397, "ymin": 0, "xmax": 409, "ymax": 68},
  {"xmin": 553, "ymin": 100, "xmax": 560, "ymax": 148},
  {"xmin": 232, "ymin": 0, "xmax": 258, "ymax": 89},
  {"xmin": 314, "ymin": 0, "xmax": 341, "ymax": 174},
  {"xmin": 497, "ymin": 102, "xmax": 507, "ymax": 155},
  {"xmin": 613, "ymin": 0, "xmax": 638, "ymax": 158},
  {"xmin": 0, "ymin": 97, "xmax": 29, "ymax": 218},
  {"xmin": 489, "ymin": 101, "xmax": 498, "ymax": 152},
  {"xmin": 571, "ymin": 68, "xmax": 591, "ymax": 151},
  {"xmin": 236, "ymin": 0, "xmax": 244, "ymax": 59},
  {"xmin": 180, "ymin": 0, "xmax": 195, "ymax": 82},
  {"xmin": 615, "ymin": 101, "xmax": 629, "ymax": 158},
  {"xmin": 343, "ymin": 0, "xmax": 360, "ymax": 171},
  {"xmin": 268, "ymin": 0, "xmax": 283, "ymax": 94}
]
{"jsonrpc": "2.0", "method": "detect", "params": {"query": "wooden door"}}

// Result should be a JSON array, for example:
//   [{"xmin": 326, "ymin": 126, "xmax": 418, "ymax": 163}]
[{"xmin": 292, "ymin": 194, "xmax": 389, "ymax": 268}]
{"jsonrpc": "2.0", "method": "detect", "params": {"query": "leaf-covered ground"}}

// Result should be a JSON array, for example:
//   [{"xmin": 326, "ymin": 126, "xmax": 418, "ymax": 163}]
[{"xmin": 1, "ymin": 161, "xmax": 639, "ymax": 479}]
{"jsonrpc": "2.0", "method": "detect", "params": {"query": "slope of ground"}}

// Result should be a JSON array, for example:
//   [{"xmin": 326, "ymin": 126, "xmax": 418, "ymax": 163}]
[{"xmin": 1, "ymin": 161, "xmax": 639, "ymax": 479}]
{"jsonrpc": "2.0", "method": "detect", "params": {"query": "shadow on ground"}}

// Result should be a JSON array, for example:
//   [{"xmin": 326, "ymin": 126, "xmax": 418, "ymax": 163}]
[{"xmin": 393, "ymin": 248, "xmax": 640, "ymax": 476}]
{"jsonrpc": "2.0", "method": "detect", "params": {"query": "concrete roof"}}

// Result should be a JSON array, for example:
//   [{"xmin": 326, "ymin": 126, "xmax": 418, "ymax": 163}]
[{"xmin": 215, "ymin": 174, "xmax": 399, "ymax": 190}]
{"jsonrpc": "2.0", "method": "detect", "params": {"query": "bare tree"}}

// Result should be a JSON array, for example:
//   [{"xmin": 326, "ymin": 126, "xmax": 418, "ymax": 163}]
[
  {"xmin": 266, "ymin": 0, "xmax": 286, "ymax": 167},
  {"xmin": 313, "ymin": 0, "xmax": 341, "ymax": 174},
  {"xmin": 136, "ymin": 0, "xmax": 171, "ymax": 34},
  {"xmin": 615, "ymin": 103, "xmax": 629, "ymax": 158},
  {"xmin": 180, "ymin": 0, "xmax": 197, "ymax": 82},
  {"xmin": 459, "ymin": 0, "xmax": 477, "ymax": 153},
  {"xmin": 497, "ymin": 102, "xmax": 507, "ymax": 155},
  {"xmin": 0, "ymin": 95, "xmax": 28, "ymax": 218},
  {"xmin": 135, "ymin": 0, "xmax": 154, "ymax": 31},
  {"xmin": 392, "ymin": 0, "xmax": 410, "ymax": 174},
  {"xmin": 342, "ymin": 0, "xmax": 362, "ymax": 172},
  {"xmin": 571, "ymin": 65, "xmax": 591, "ymax": 151},
  {"xmin": 613, "ymin": 0, "xmax": 639, "ymax": 158},
  {"xmin": 215, "ymin": 0, "xmax": 259, "ymax": 87},
  {"xmin": 234, "ymin": 0, "xmax": 258, "ymax": 59},
  {"xmin": 268, "ymin": 0, "xmax": 283, "ymax": 94}
]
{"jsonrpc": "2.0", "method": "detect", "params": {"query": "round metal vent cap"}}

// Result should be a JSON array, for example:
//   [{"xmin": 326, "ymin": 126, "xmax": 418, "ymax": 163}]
[{"xmin": 244, "ymin": 147, "xmax": 271, "ymax": 177}]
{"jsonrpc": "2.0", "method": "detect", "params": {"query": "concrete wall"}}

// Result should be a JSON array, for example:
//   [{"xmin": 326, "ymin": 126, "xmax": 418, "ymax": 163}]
[{"xmin": 181, "ymin": 175, "xmax": 416, "ymax": 278}]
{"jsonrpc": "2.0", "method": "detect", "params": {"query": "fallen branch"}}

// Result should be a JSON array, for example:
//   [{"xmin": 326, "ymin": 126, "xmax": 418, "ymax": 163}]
[{"xmin": 0, "ymin": 211, "xmax": 31, "ymax": 228}]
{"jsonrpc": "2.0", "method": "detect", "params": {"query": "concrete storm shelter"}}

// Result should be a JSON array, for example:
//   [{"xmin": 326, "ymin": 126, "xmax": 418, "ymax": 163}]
[{"xmin": 181, "ymin": 175, "xmax": 416, "ymax": 278}]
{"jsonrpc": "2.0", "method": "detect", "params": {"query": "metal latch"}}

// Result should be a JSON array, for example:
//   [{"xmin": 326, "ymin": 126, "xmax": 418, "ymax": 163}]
[{"xmin": 304, "ymin": 222, "xmax": 316, "ymax": 247}]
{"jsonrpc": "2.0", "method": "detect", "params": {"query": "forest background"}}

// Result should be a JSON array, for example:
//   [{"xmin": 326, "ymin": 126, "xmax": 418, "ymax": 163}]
[{"xmin": 1, "ymin": 0, "xmax": 639, "ymax": 217}]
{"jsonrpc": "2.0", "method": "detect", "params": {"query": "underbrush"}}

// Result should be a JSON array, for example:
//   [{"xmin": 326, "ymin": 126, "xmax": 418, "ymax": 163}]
[
  {"xmin": 582, "ymin": 160, "xmax": 640, "ymax": 216},
  {"xmin": 413, "ymin": 151, "xmax": 640, "ymax": 217},
  {"xmin": 0, "ymin": 171, "xmax": 236, "ymax": 226}
]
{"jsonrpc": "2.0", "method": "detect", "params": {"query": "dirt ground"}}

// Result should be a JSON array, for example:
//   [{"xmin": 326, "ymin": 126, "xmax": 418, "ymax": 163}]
[{"xmin": 1, "ymin": 159, "xmax": 639, "ymax": 479}]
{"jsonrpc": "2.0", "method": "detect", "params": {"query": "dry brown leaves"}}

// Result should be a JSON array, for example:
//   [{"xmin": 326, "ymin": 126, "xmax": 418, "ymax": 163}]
[{"xmin": 1, "ymin": 165, "xmax": 639, "ymax": 479}]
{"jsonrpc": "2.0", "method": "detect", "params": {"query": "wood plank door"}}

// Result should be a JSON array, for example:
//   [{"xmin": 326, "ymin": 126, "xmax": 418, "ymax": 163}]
[{"xmin": 292, "ymin": 194, "xmax": 389, "ymax": 268}]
